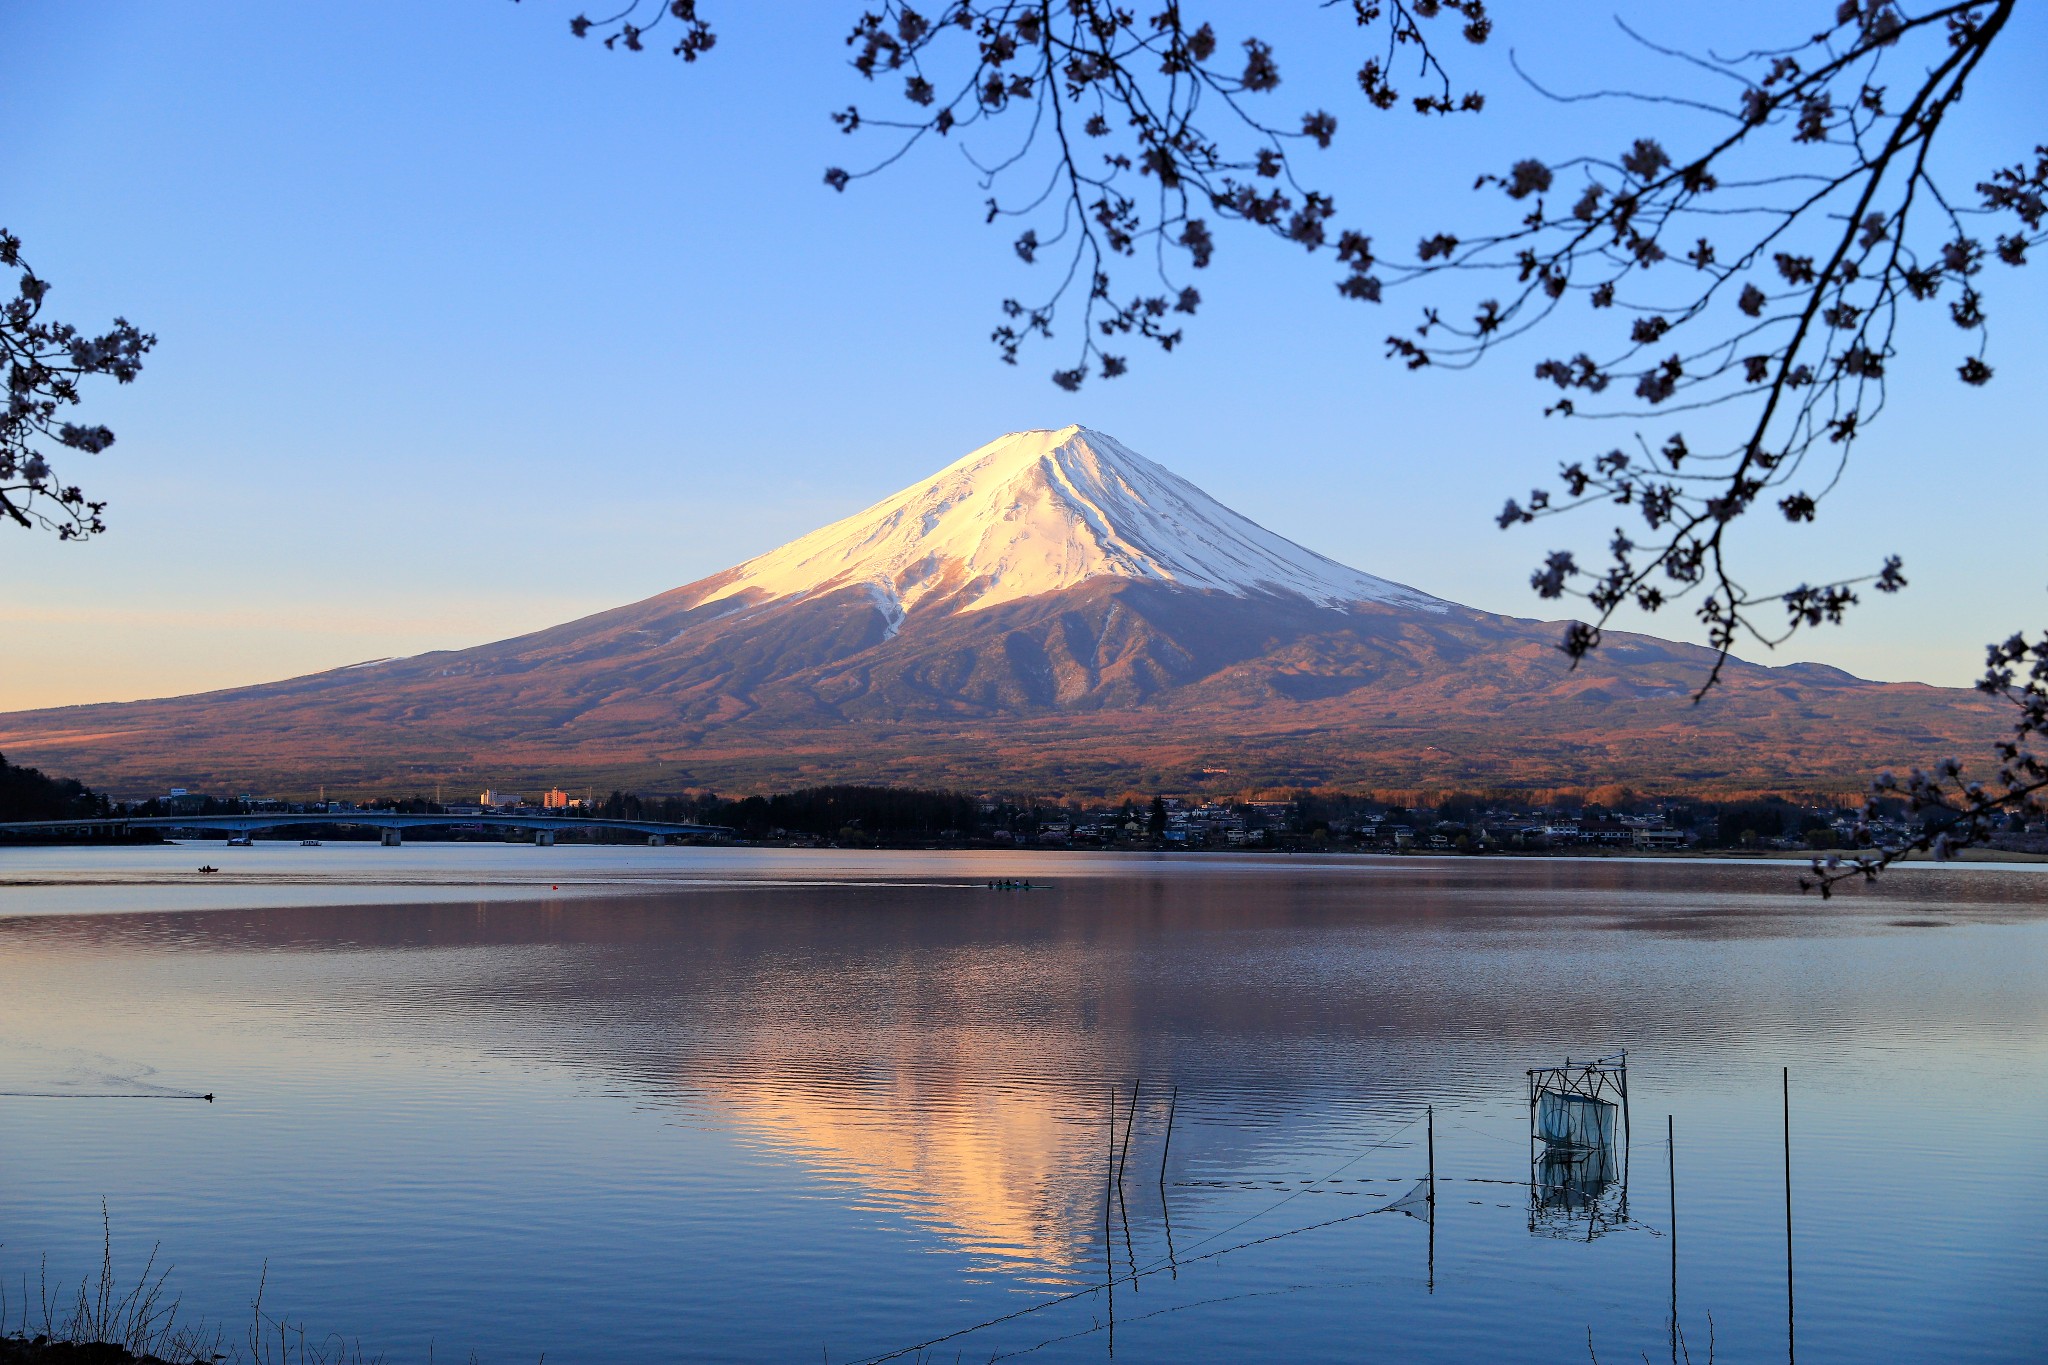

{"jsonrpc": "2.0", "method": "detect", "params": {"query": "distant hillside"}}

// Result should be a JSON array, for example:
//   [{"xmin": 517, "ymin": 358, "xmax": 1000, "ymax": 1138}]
[{"xmin": 0, "ymin": 753, "xmax": 106, "ymax": 821}]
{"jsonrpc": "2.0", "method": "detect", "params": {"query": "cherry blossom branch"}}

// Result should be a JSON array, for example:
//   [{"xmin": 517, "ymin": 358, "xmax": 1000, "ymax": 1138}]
[{"xmin": 1, "ymin": 230, "xmax": 156, "ymax": 542}]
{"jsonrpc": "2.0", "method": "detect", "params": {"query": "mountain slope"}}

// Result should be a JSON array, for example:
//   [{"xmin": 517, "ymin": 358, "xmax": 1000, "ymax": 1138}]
[{"xmin": 0, "ymin": 427, "xmax": 2001, "ymax": 796}]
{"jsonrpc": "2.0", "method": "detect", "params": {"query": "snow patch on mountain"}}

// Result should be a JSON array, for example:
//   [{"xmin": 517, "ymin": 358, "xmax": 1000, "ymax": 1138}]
[{"xmin": 700, "ymin": 426, "xmax": 1445, "ymax": 619}]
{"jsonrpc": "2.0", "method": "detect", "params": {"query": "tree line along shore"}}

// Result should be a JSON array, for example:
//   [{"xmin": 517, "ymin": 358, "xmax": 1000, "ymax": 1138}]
[{"xmin": 8, "ymin": 756, "xmax": 2044, "ymax": 858}]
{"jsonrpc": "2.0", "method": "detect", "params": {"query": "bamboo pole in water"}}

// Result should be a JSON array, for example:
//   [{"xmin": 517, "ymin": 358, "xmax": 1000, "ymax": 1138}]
[
  {"xmin": 1116, "ymin": 1080, "xmax": 1140, "ymax": 1289},
  {"xmin": 1105, "ymin": 1085, "xmax": 1115, "ymax": 1351},
  {"xmin": 1117, "ymin": 1079, "xmax": 1139, "ymax": 1191},
  {"xmin": 1159, "ymin": 1086, "xmax": 1177, "ymax": 1192},
  {"xmin": 1160, "ymin": 1086, "xmax": 1179, "ymax": 1277}
]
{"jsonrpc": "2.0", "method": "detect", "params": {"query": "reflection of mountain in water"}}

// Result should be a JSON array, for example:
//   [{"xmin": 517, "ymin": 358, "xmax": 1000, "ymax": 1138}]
[
  {"xmin": 19, "ymin": 863, "xmax": 2042, "ymax": 1276},
  {"xmin": 706, "ymin": 1070, "xmax": 1100, "ymax": 1273}
]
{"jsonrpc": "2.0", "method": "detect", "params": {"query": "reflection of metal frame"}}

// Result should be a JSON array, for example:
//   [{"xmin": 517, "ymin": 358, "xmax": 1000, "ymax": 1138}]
[{"xmin": 1526, "ymin": 1053, "xmax": 1631, "ymax": 1240}]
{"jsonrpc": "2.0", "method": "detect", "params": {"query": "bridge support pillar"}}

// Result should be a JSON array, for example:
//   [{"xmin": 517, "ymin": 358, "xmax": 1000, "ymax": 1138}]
[
  {"xmin": 380, "ymin": 829, "xmax": 403, "ymax": 847},
  {"xmin": 535, "ymin": 829, "xmax": 556, "ymax": 847}
]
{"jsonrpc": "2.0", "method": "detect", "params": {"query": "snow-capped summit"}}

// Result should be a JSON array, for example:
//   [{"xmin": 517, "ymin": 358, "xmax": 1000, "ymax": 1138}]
[{"xmin": 698, "ymin": 425, "xmax": 1443, "ymax": 624}]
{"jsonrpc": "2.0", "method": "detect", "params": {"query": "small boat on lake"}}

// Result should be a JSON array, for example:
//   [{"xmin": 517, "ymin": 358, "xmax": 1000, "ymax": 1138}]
[
  {"xmin": 196, "ymin": 865, "xmax": 219, "ymax": 874},
  {"xmin": 301, "ymin": 839, "xmax": 322, "ymax": 846}
]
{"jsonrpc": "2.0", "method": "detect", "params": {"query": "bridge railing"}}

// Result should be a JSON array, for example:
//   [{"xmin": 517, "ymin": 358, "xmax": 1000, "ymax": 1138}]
[{"xmin": 1, "ymin": 812, "xmax": 734, "ymax": 838}]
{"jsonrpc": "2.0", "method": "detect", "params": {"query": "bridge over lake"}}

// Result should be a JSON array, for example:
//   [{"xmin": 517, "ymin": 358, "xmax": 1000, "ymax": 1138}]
[{"xmin": 0, "ymin": 812, "xmax": 733, "ymax": 846}]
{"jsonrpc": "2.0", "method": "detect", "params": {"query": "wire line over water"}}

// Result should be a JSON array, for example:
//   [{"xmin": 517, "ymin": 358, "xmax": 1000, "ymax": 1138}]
[{"xmin": 0, "ymin": 1091, "xmax": 213, "ymax": 1100}]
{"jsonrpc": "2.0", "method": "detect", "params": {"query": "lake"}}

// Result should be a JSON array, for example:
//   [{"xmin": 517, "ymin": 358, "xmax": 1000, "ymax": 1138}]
[{"xmin": 1, "ymin": 846, "xmax": 2043, "ymax": 1362}]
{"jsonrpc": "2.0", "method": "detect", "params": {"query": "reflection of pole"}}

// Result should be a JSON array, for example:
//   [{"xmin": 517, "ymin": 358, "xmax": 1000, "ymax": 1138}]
[
  {"xmin": 1160, "ymin": 1175, "xmax": 1177, "ymax": 1281},
  {"xmin": 1118, "ymin": 1163, "xmax": 1138, "ymax": 1292},
  {"xmin": 1426, "ymin": 1103, "xmax": 1436, "ymax": 1294},
  {"xmin": 1668, "ymin": 1114, "xmax": 1678, "ymax": 1365},
  {"xmin": 1784, "ymin": 1067, "xmax": 1795, "ymax": 1365}
]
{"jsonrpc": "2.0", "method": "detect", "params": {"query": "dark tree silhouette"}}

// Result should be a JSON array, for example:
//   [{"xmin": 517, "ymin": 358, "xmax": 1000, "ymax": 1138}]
[
  {"xmin": 555, "ymin": 2, "xmax": 1490, "ymax": 389},
  {"xmin": 1, "ymin": 230, "xmax": 155, "ymax": 540},
  {"xmin": 1387, "ymin": 3, "xmax": 2031, "ymax": 686},
  {"xmin": 550, "ymin": 0, "xmax": 715, "ymax": 58},
  {"xmin": 0, "ymin": 752, "xmax": 108, "ymax": 822}
]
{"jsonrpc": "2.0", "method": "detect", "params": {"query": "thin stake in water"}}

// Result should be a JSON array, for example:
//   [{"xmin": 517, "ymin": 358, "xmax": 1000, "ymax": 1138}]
[
  {"xmin": 1105, "ymin": 1084, "xmax": 1115, "ymax": 1355},
  {"xmin": 1116, "ymin": 1079, "xmax": 1139, "ymax": 1190},
  {"xmin": 1426, "ymin": 1103, "xmax": 1436, "ymax": 1294},
  {"xmin": 1160, "ymin": 1086, "xmax": 1178, "ymax": 1277},
  {"xmin": 1117, "ymin": 1080, "xmax": 1140, "ymax": 1290}
]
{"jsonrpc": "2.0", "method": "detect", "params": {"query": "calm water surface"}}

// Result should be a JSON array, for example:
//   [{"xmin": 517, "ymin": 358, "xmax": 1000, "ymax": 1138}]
[{"xmin": 1, "ymin": 847, "xmax": 2043, "ymax": 1362}]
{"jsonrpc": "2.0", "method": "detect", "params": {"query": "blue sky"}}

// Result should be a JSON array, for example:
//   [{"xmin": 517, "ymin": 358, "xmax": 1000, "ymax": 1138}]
[{"xmin": 4, "ymin": 1, "xmax": 2044, "ymax": 710}]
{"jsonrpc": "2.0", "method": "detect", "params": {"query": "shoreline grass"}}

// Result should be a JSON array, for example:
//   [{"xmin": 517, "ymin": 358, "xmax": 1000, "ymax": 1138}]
[{"xmin": 0, "ymin": 1210, "xmax": 450, "ymax": 1365}]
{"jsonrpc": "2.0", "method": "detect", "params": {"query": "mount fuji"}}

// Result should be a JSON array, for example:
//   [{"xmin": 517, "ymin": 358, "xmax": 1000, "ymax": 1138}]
[{"xmin": 0, "ymin": 426, "xmax": 1997, "ymax": 796}]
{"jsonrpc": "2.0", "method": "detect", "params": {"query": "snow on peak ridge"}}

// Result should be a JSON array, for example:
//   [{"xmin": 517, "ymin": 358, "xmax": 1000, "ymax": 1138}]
[{"xmin": 700, "ymin": 425, "xmax": 1445, "ymax": 622}]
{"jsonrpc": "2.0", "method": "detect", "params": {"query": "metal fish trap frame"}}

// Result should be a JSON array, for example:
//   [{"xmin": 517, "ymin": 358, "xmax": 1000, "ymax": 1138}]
[{"xmin": 1527, "ymin": 1052, "xmax": 1631, "ymax": 1239}]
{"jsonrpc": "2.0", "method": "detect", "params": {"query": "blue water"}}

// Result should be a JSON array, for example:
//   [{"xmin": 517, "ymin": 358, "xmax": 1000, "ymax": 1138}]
[{"xmin": 1, "ymin": 850, "xmax": 2043, "ymax": 1362}]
